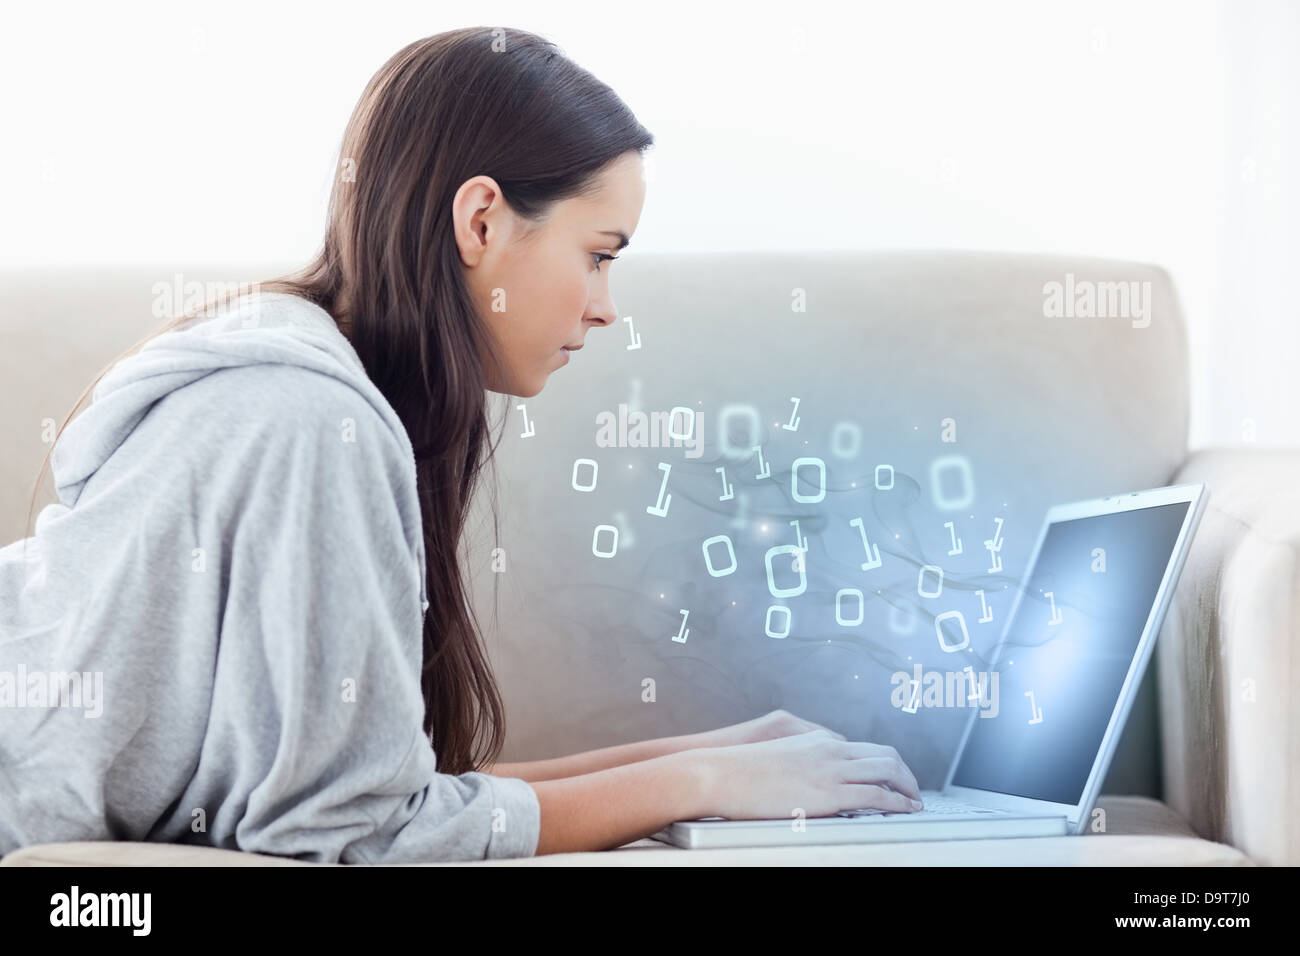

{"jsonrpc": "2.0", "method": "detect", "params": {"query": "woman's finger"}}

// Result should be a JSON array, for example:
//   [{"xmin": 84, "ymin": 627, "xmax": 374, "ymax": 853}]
[
  {"xmin": 840, "ymin": 783, "xmax": 920, "ymax": 813},
  {"xmin": 838, "ymin": 742, "xmax": 919, "ymax": 787},
  {"xmin": 842, "ymin": 755, "xmax": 922, "ymax": 801}
]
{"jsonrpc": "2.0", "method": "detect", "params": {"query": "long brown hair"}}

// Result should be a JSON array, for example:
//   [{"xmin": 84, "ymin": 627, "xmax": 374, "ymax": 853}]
[{"xmin": 24, "ymin": 26, "xmax": 654, "ymax": 775}]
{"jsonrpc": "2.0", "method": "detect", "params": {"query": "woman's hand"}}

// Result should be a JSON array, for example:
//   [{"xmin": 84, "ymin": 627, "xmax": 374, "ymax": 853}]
[
  {"xmin": 690, "ymin": 728, "xmax": 924, "ymax": 820},
  {"xmin": 692, "ymin": 708, "xmax": 847, "ymax": 749},
  {"xmin": 485, "ymin": 709, "xmax": 847, "ymax": 783}
]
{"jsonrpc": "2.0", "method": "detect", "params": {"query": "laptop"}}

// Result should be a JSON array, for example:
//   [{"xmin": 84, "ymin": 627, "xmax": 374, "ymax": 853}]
[{"xmin": 652, "ymin": 482, "xmax": 1208, "ymax": 849}]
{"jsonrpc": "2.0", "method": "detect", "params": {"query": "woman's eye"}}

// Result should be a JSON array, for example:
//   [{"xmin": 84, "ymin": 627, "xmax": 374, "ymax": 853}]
[{"xmin": 591, "ymin": 252, "xmax": 619, "ymax": 270}]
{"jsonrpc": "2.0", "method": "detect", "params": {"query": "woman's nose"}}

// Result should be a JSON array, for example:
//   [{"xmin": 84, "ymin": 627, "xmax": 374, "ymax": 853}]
[{"xmin": 586, "ymin": 299, "xmax": 618, "ymax": 328}]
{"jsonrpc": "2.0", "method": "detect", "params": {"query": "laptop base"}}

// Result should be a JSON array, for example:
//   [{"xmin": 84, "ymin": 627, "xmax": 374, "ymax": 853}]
[{"xmin": 652, "ymin": 812, "xmax": 1068, "ymax": 849}]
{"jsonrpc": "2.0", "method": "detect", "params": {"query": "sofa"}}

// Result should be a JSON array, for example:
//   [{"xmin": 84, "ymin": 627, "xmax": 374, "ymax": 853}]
[{"xmin": 1, "ymin": 251, "xmax": 1294, "ymax": 866}]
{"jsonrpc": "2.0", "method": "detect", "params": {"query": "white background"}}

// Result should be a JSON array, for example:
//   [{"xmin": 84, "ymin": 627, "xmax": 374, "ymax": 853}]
[{"xmin": 1, "ymin": 0, "xmax": 1295, "ymax": 448}]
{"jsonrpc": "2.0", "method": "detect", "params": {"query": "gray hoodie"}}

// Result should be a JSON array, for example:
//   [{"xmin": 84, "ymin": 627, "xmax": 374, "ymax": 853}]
[{"xmin": 0, "ymin": 292, "xmax": 540, "ymax": 863}]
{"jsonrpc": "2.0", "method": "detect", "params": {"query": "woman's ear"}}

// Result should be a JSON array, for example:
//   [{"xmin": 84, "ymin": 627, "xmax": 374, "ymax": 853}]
[{"xmin": 452, "ymin": 175, "xmax": 508, "ymax": 268}]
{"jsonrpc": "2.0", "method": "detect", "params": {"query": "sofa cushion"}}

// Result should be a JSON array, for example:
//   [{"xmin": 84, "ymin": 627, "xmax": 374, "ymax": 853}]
[{"xmin": 0, "ymin": 797, "xmax": 1255, "ymax": 866}]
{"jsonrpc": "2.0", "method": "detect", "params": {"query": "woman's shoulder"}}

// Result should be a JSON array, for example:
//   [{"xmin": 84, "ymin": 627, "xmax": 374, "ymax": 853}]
[
  {"xmin": 147, "ymin": 292, "xmax": 413, "ymax": 462},
  {"xmin": 170, "ymin": 361, "xmax": 412, "ymax": 474},
  {"xmin": 161, "ymin": 288, "xmax": 350, "ymax": 355},
  {"xmin": 127, "ymin": 361, "xmax": 423, "ymax": 558}
]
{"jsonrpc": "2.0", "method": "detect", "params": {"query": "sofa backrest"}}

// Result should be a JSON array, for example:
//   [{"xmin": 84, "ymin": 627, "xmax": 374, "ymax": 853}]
[
  {"xmin": 459, "ymin": 250, "xmax": 1189, "ymax": 796},
  {"xmin": 0, "ymin": 252, "xmax": 1190, "ymax": 799}
]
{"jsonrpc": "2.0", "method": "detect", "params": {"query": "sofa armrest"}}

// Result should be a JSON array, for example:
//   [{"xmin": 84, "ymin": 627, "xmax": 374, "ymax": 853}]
[{"xmin": 1158, "ymin": 447, "xmax": 1300, "ymax": 866}]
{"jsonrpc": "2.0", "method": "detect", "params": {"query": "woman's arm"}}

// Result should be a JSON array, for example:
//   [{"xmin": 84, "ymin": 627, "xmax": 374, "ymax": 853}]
[
  {"xmin": 527, "ymin": 730, "xmax": 924, "ymax": 854},
  {"xmin": 528, "ymin": 749, "xmax": 713, "ymax": 853},
  {"xmin": 482, "ymin": 710, "xmax": 845, "ymax": 782},
  {"xmin": 483, "ymin": 730, "xmax": 709, "ymax": 782}
]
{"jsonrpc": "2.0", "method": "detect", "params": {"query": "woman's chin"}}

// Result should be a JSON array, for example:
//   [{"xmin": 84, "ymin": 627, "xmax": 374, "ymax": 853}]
[
  {"xmin": 515, "ymin": 377, "xmax": 546, "ymax": 399},
  {"xmin": 483, "ymin": 372, "xmax": 544, "ymax": 399}
]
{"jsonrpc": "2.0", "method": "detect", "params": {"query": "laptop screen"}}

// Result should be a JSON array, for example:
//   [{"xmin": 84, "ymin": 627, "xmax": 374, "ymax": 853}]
[{"xmin": 948, "ymin": 500, "xmax": 1191, "ymax": 806}]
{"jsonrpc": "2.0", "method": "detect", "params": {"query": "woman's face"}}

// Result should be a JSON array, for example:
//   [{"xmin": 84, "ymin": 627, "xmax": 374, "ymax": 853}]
[{"xmin": 454, "ymin": 151, "xmax": 647, "ymax": 397}]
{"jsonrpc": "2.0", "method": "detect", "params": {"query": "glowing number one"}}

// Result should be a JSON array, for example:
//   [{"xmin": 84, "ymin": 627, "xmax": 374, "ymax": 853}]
[
  {"xmin": 1045, "ymin": 591, "xmax": 1063, "ymax": 625},
  {"xmin": 516, "ymin": 403, "xmax": 535, "ymax": 438},
  {"xmin": 646, "ymin": 462, "xmax": 672, "ymax": 517},
  {"xmin": 1025, "ymin": 691, "xmax": 1044, "ymax": 724},
  {"xmin": 850, "ymin": 517, "xmax": 882, "ymax": 571},
  {"xmin": 715, "ymin": 466, "xmax": 734, "ymax": 501},
  {"xmin": 783, "ymin": 397, "xmax": 801, "ymax": 431},
  {"xmin": 789, "ymin": 519, "xmax": 807, "ymax": 571},
  {"xmin": 944, "ymin": 520, "xmax": 963, "ymax": 555},
  {"xmin": 902, "ymin": 678, "xmax": 922, "ymax": 714},
  {"xmin": 672, "ymin": 609, "xmax": 690, "ymax": 644},
  {"xmin": 985, "ymin": 517, "xmax": 1005, "ymax": 552}
]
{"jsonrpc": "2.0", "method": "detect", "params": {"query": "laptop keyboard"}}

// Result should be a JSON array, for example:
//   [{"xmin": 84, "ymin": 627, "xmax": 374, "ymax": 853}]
[{"xmin": 837, "ymin": 793, "xmax": 1010, "ymax": 817}]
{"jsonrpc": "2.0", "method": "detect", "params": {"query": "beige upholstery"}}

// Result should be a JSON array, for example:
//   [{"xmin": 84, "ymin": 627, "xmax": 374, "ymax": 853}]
[
  {"xmin": 0, "ymin": 798, "xmax": 1256, "ymax": 866},
  {"xmin": 1162, "ymin": 448, "xmax": 1300, "ymax": 867},
  {"xmin": 0, "ymin": 252, "xmax": 1293, "ymax": 866}
]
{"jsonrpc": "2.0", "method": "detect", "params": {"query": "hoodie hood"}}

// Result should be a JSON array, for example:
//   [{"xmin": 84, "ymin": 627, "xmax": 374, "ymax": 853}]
[{"xmin": 51, "ymin": 292, "xmax": 415, "ymax": 510}]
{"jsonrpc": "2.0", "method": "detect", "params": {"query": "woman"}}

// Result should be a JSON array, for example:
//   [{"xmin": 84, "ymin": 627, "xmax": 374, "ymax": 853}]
[{"xmin": 0, "ymin": 26, "xmax": 921, "ymax": 863}]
